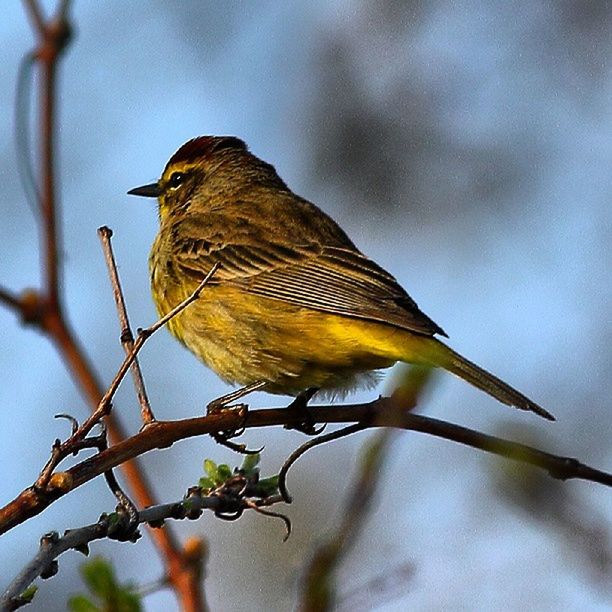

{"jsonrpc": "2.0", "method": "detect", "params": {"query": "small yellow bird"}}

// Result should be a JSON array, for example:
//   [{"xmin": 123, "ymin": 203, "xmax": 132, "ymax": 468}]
[{"xmin": 128, "ymin": 136, "xmax": 553, "ymax": 421}]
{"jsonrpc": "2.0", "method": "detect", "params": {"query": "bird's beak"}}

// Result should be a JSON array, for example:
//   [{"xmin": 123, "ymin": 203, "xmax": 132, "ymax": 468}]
[{"xmin": 127, "ymin": 182, "xmax": 161, "ymax": 198}]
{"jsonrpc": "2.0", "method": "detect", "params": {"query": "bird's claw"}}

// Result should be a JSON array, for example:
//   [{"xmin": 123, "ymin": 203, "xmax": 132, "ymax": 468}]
[
  {"xmin": 284, "ymin": 391, "xmax": 325, "ymax": 436},
  {"xmin": 207, "ymin": 403, "xmax": 262, "ymax": 455}
]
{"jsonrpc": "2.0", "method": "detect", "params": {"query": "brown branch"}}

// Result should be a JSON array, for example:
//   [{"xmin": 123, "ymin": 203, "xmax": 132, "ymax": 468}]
[
  {"xmin": 0, "ymin": 287, "xmax": 22, "ymax": 312},
  {"xmin": 1, "ymin": 397, "xmax": 609, "ymax": 538},
  {"xmin": 22, "ymin": 0, "xmax": 46, "ymax": 36},
  {"xmin": 34, "ymin": 264, "xmax": 219, "ymax": 488},
  {"xmin": 1, "ymin": 3, "xmax": 206, "ymax": 609},
  {"xmin": 280, "ymin": 367, "xmax": 431, "ymax": 503},
  {"xmin": 98, "ymin": 226, "xmax": 155, "ymax": 424}
]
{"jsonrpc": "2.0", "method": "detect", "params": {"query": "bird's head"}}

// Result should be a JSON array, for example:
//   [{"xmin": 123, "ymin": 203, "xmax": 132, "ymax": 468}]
[{"xmin": 128, "ymin": 136, "xmax": 286, "ymax": 221}]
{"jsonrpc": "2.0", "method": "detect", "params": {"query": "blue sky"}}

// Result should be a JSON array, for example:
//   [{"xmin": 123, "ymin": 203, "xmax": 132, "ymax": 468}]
[{"xmin": 0, "ymin": 2, "xmax": 610, "ymax": 610}]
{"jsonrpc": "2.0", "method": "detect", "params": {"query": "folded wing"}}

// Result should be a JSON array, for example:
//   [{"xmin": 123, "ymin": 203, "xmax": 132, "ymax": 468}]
[{"xmin": 175, "ymin": 227, "xmax": 446, "ymax": 337}]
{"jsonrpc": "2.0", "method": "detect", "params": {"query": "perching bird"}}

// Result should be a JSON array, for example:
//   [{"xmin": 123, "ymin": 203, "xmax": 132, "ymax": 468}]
[{"xmin": 128, "ymin": 136, "xmax": 553, "ymax": 422}]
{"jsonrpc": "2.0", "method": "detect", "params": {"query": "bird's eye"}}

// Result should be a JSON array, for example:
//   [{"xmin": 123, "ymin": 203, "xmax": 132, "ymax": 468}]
[{"xmin": 168, "ymin": 172, "xmax": 185, "ymax": 189}]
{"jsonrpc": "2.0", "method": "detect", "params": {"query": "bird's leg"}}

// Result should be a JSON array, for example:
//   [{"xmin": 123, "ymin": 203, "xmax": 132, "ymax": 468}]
[
  {"xmin": 207, "ymin": 380, "xmax": 267, "ymax": 413},
  {"xmin": 284, "ymin": 388, "xmax": 325, "ymax": 436},
  {"xmin": 207, "ymin": 380, "xmax": 267, "ymax": 454}
]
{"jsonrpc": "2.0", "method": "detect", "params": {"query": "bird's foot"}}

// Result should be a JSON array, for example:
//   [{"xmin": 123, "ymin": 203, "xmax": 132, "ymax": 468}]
[
  {"xmin": 207, "ymin": 403, "xmax": 263, "ymax": 455},
  {"xmin": 283, "ymin": 388, "xmax": 325, "ymax": 436},
  {"xmin": 206, "ymin": 382, "xmax": 266, "ymax": 455}
]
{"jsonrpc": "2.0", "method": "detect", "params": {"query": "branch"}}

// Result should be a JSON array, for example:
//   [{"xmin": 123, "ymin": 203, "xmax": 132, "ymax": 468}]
[
  {"xmin": 98, "ymin": 226, "xmax": 155, "ymax": 424},
  {"xmin": 1, "ymin": 397, "xmax": 609, "ymax": 536},
  {"xmin": 1, "ymin": 487, "xmax": 283, "ymax": 610},
  {"xmin": 34, "ymin": 260, "xmax": 219, "ymax": 490},
  {"xmin": 2, "ymin": 3, "xmax": 207, "ymax": 608},
  {"xmin": 22, "ymin": 0, "xmax": 46, "ymax": 36}
]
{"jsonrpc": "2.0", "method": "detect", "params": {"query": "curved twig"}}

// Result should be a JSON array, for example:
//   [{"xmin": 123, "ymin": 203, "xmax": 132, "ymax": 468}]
[{"xmin": 279, "ymin": 423, "xmax": 369, "ymax": 503}]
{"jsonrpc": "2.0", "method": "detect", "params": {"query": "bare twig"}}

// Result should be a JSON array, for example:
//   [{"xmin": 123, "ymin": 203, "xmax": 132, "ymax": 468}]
[
  {"xmin": 1, "ymin": 396, "xmax": 609, "ymax": 537},
  {"xmin": 34, "ymin": 264, "xmax": 219, "ymax": 489},
  {"xmin": 98, "ymin": 226, "xmax": 155, "ymax": 424},
  {"xmin": 1, "ymin": 3, "xmax": 207, "ymax": 608},
  {"xmin": 51, "ymin": 417, "xmax": 137, "ymax": 523},
  {"xmin": 243, "ymin": 499, "xmax": 292, "ymax": 542},
  {"xmin": 92, "ymin": 261, "xmax": 219, "ymax": 424},
  {"xmin": 22, "ymin": 0, "xmax": 46, "ymax": 36},
  {"xmin": 144, "ymin": 262, "xmax": 220, "ymax": 336},
  {"xmin": 279, "ymin": 424, "xmax": 369, "ymax": 503},
  {"xmin": 280, "ymin": 366, "xmax": 431, "ymax": 503},
  {"xmin": 0, "ymin": 287, "xmax": 23, "ymax": 312}
]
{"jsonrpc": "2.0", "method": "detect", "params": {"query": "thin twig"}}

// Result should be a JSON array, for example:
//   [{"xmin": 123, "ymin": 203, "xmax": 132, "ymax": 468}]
[
  {"xmin": 244, "ymin": 499, "xmax": 292, "ymax": 542},
  {"xmin": 279, "ymin": 424, "xmax": 369, "ymax": 503},
  {"xmin": 35, "ymin": 264, "xmax": 219, "ymax": 489},
  {"xmin": 57, "ymin": 0, "xmax": 70, "ymax": 19},
  {"xmin": 93, "ymin": 427, "xmax": 140, "ymax": 537},
  {"xmin": 280, "ymin": 366, "xmax": 431, "ymax": 502},
  {"xmin": 98, "ymin": 226, "xmax": 155, "ymax": 424},
  {"xmin": 144, "ymin": 262, "xmax": 220, "ymax": 337},
  {"xmin": 1, "ymin": 490, "xmax": 282, "ymax": 609},
  {"xmin": 95, "ymin": 261, "xmax": 219, "ymax": 419},
  {"xmin": 5, "ymin": 4, "xmax": 207, "ymax": 607},
  {"xmin": 22, "ymin": 0, "xmax": 45, "ymax": 35},
  {"xmin": 0, "ymin": 287, "xmax": 22, "ymax": 311}
]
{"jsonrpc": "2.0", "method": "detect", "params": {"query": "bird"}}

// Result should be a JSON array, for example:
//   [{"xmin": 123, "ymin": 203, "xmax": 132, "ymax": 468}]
[{"xmin": 128, "ymin": 136, "xmax": 553, "ymax": 422}]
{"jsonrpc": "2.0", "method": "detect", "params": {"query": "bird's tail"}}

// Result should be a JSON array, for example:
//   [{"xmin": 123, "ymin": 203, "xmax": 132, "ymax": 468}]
[{"xmin": 403, "ymin": 337, "xmax": 554, "ymax": 421}]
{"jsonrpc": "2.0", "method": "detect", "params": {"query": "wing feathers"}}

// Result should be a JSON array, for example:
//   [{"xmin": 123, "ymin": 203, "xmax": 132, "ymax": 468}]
[{"xmin": 175, "ymin": 234, "xmax": 445, "ymax": 337}]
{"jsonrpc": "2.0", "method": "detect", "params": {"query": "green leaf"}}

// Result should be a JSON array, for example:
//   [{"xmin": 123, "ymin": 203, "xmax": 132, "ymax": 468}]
[
  {"xmin": 112, "ymin": 588, "xmax": 142, "ymax": 612},
  {"xmin": 241, "ymin": 453, "xmax": 260, "ymax": 474},
  {"xmin": 67, "ymin": 594, "xmax": 99, "ymax": 612},
  {"xmin": 198, "ymin": 477, "xmax": 215, "ymax": 490},
  {"xmin": 216, "ymin": 464, "xmax": 232, "ymax": 482},
  {"xmin": 203, "ymin": 459, "xmax": 218, "ymax": 480},
  {"xmin": 71, "ymin": 557, "xmax": 142, "ymax": 612},
  {"xmin": 80, "ymin": 557, "xmax": 115, "ymax": 598},
  {"xmin": 256, "ymin": 475, "xmax": 279, "ymax": 497}
]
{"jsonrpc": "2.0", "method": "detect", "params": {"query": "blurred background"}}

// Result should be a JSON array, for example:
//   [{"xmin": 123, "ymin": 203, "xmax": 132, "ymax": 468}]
[{"xmin": 0, "ymin": 1, "xmax": 610, "ymax": 609}]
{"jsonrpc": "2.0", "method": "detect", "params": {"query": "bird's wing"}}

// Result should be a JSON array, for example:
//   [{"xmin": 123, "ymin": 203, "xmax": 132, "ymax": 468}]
[{"xmin": 174, "ymin": 229, "xmax": 446, "ymax": 337}]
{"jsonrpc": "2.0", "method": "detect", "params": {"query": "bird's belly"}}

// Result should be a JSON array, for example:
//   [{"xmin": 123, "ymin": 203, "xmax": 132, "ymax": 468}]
[{"xmin": 155, "ymin": 284, "xmax": 400, "ymax": 395}]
